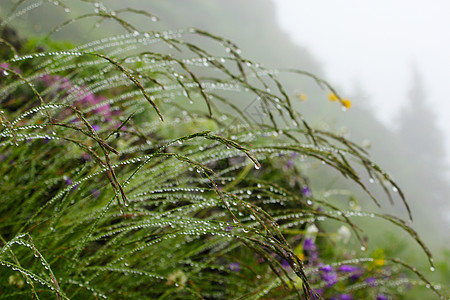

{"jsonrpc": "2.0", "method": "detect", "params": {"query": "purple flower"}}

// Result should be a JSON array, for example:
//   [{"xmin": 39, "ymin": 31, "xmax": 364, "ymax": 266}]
[
  {"xmin": 285, "ymin": 159, "xmax": 294, "ymax": 168},
  {"xmin": 79, "ymin": 93, "xmax": 96, "ymax": 104},
  {"xmin": 338, "ymin": 265, "xmax": 359, "ymax": 273},
  {"xmin": 64, "ymin": 177, "xmax": 73, "ymax": 185},
  {"xmin": 339, "ymin": 294, "xmax": 353, "ymax": 300},
  {"xmin": 91, "ymin": 189, "xmax": 101, "ymax": 199},
  {"xmin": 303, "ymin": 238, "xmax": 316, "ymax": 251},
  {"xmin": 229, "ymin": 262, "xmax": 241, "ymax": 272},
  {"xmin": 309, "ymin": 289, "xmax": 322, "ymax": 300},
  {"xmin": 1, "ymin": 63, "xmax": 10, "ymax": 76},
  {"xmin": 302, "ymin": 186, "xmax": 312, "ymax": 197},
  {"xmin": 350, "ymin": 271, "xmax": 363, "ymax": 281},
  {"xmin": 365, "ymin": 277, "xmax": 377, "ymax": 287},
  {"xmin": 321, "ymin": 271, "xmax": 338, "ymax": 287},
  {"xmin": 92, "ymin": 125, "xmax": 100, "ymax": 131},
  {"xmin": 281, "ymin": 259, "xmax": 290, "ymax": 269},
  {"xmin": 319, "ymin": 264, "xmax": 333, "ymax": 272},
  {"xmin": 376, "ymin": 294, "xmax": 388, "ymax": 300},
  {"xmin": 291, "ymin": 152, "xmax": 298, "ymax": 158}
]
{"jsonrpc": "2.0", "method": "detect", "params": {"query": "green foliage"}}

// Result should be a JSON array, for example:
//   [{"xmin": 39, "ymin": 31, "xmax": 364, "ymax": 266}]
[{"xmin": 0, "ymin": 1, "xmax": 447, "ymax": 299}]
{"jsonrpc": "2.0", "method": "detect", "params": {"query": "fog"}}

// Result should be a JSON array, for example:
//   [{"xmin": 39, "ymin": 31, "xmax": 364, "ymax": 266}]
[{"xmin": 273, "ymin": 0, "xmax": 450, "ymax": 171}]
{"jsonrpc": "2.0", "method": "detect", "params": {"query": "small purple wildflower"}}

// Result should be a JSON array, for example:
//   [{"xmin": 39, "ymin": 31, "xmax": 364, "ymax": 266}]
[
  {"xmin": 64, "ymin": 177, "xmax": 73, "ymax": 185},
  {"xmin": 376, "ymin": 294, "xmax": 388, "ymax": 300},
  {"xmin": 281, "ymin": 259, "xmax": 290, "ymax": 269},
  {"xmin": 303, "ymin": 238, "xmax": 319, "ymax": 263},
  {"xmin": 309, "ymin": 289, "xmax": 322, "ymax": 300},
  {"xmin": 291, "ymin": 152, "xmax": 298, "ymax": 158},
  {"xmin": 225, "ymin": 226, "xmax": 233, "ymax": 232},
  {"xmin": 303, "ymin": 238, "xmax": 316, "ymax": 251},
  {"xmin": 350, "ymin": 271, "xmax": 363, "ymax": 281},
  {"xmin": 229, "ymin": 262, "xmax": 241, "ymax": 272},
  {"xmin": 285, "ymin": 159, "xmax": 294, "ymax": 168},
  {"xmin": 92, "ymin": 125, "xmax": 100, "ymax": 131},
  {"xmin": 321, "ymin": 271, "xmax": 338, "ymax": 287},
  {"xmin": 365, "ymin": 277, "xmax": 377, "ymax": 287},
  {"xmin": 339, "ymin": 294, "xmax": 353, "ymax": 300},
  {"xmin": 91, "ymin": 189, "xmax": 101, "ymax": 199},
  {"xmin": 1, "ymin": 63, "xmax": 10, "ymax": 76},
  {"xmin": 302, "ymin": 186, "xmax": 312, "ymax": 197},
  {"xmin": 338, "ymin": 265, "xmax": 359, "ymax": 273},
  {"xmin": 319, "ymin": 264, "xmax": 333, "ymax": 272}
]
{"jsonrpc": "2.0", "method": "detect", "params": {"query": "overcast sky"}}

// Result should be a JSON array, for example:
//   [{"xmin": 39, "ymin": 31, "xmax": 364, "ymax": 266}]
[{"xmin": 273, "ymin": 0, "xmax": 450, "ymax": 164}]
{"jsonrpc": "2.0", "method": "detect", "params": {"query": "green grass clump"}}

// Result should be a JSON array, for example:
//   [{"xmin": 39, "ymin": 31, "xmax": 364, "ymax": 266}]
[{"xmin": 0, "ymin": 1, "xmax": 447, "ymax": 299}]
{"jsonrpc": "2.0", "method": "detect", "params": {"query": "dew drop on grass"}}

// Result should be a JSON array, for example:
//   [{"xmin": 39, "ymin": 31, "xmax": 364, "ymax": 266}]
[
  {"xmin": 369, "ymin": 178, "xmax": 375, "ymax": 183},
  {"xmin": 360, "ymin": 246, "xmax": 366, "ymax": 251},
  {"xmin": 392, "ymin": 186, "xmax": 398, "ymax": 192},
  {"xmin": 254, "ymin": 164, "xmax": 260, "ymax": 170},
  {"xmin": 430, "ymin": 267, "xmax": 435, "ymax": 272}
]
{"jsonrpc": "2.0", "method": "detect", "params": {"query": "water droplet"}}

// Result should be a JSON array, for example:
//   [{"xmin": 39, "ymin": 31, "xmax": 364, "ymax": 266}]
[
  {"xmin": 392, "ymin": 186, "xmax": 398, "ymax": 192},
  {"xmin": 254, "ymin": 164, "xmax": 260, "ymax": 170},
  {"xmin": 369, "ymin": 178, "xmax": 375, "ymax": 183},
  {"xmin": 360, "ymin": 246, "xmax": 366, "ymax": 251},
  {"xmin": 64, "ymin": 8, "xmax": 70, "ymax": 12},
  {"xmin": 430, "ymin": 267, "xmax": 435, "ymax": 272}
]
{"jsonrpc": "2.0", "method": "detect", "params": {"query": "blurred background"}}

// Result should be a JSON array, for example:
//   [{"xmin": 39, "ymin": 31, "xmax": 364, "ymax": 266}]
[{"xmin": 2, "ymin": 0, "xmax": 448, "ymax": 257}]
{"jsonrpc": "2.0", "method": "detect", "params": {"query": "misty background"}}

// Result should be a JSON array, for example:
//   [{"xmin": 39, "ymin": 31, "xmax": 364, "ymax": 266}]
[{"xmin": 3, "ymin": 0, "xmax": 449, "ymax": 253}]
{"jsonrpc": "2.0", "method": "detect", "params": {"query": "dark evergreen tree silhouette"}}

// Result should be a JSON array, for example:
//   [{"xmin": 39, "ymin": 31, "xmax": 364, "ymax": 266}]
[{"xmin": 397, "ymin": 65, "xmax": 446, "ymax": 173}]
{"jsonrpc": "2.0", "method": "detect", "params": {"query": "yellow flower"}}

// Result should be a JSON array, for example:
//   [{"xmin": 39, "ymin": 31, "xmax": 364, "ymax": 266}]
[
  {"xmin": 328, "ymin": 93, "xmax": 352, "ymax": 109},
  {"xmin": 295, "ymin": 91, "xmax": 307, "ymax": 101},
  {"xmin": 294, "ymin": 244, "xmax": 304, "ymax": 260},
  {"xmin": 342, "ymin": 99, "xmax": 352, "ymax": 109},
  {"xmin": 374, "ymin": 258, "xmax": 385, "ymax": 266},
  {"xmin": 328, "ymin": 93, "xmax": 338, "ymax": 101},
  {"xmin": 370, "ymin": 248, "xmax": 386, "ymax": 269}
]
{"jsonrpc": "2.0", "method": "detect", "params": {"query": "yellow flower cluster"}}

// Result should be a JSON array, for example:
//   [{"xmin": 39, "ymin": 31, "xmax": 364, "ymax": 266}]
[{"xmin": 328, "ymin": 93, "xmax": 352, "ymax": 109}]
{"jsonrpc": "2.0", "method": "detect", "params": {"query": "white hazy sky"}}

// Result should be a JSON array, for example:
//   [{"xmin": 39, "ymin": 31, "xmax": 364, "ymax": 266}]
[{"xmin": 273, "ymin": 0, "xmax": 450, "ymax": 163}]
